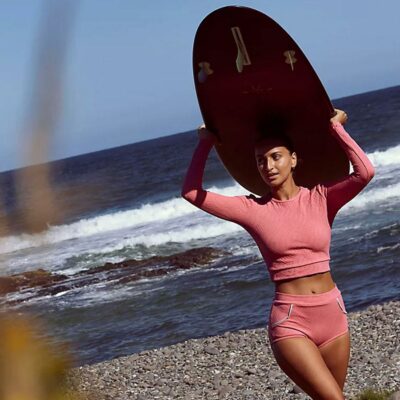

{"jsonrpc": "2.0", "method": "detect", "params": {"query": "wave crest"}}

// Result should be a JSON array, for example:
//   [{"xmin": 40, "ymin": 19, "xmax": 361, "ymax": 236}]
[{"xmin": 1, "ymin": 143, "xmax": 399, "ymax": 255}]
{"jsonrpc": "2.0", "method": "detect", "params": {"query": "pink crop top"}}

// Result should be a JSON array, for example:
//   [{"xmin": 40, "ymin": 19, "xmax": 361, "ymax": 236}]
[{"xmin": 181, "ymin": 122, "xmax": 375, "ymax": 282}]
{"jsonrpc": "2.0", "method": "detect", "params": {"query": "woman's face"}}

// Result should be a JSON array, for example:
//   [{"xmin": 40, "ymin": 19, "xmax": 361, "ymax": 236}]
[{"xmin": 255, "ymin": 139, "xmax": 297, "ymax": 188}]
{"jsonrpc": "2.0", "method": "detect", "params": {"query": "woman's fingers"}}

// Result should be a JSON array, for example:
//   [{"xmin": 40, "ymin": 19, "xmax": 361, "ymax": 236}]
[
  {"xmin": 330, "ymin": 109, "xmax": 348, "ymax": 125},
  {"xmin": 197, "ymin": 123, "xmax": 219, "ymax": 144}
]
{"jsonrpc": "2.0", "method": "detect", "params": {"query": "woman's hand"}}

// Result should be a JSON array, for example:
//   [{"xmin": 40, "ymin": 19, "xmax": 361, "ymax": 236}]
[
  {"xmin": 330, "ymin": 109, "xmax": 348, "ymax": 125},
  {"xmin": 197, "ymin": 123, "xmax": 219, "ymax": 144}
]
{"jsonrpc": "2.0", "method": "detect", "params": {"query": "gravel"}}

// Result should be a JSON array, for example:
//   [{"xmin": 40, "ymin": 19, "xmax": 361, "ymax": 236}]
[{"xmin": 68, "ymin": 301, "xmax": 400, "ymax": 399}]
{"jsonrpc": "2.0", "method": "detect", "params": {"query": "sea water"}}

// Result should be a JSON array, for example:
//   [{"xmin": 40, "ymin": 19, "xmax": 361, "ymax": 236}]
[{"xmin": 0, "ymin": 86, "xmax": 399, "ymax": 366}]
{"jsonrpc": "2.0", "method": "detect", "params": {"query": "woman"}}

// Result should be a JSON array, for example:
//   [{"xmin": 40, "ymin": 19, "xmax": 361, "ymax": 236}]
[{"xmin": 181, "ymin": 109, "xmax": 375, "ymax": 400}]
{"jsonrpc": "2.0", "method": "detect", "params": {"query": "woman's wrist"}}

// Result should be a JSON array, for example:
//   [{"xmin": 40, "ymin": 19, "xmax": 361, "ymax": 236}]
[
  {"xmin": 200, "ymin": 135, "xmax": 215, "ymax": 143},
  {"xmin": 330, "ymin": 120, "xmax": 343, "ymax": 128}
]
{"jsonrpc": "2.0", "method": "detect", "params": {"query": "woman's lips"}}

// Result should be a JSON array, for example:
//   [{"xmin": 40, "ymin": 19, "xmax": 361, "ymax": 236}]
[{"xmin": 266, "ymin": 173, "xmax": 278, "ymax": 180}]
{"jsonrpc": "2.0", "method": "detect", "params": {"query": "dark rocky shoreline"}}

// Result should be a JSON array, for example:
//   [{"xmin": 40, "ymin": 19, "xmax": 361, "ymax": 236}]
[
  {"xmin": 1, "ymin": 247, "xmax": 228, "ymax": 305},
  {"xmin": 68, "ymin": 301, "xmax": 400, "ymax": 400}
]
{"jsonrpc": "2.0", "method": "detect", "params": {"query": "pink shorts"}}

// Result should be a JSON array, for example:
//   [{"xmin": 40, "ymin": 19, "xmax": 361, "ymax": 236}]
[{"xmin": 268, "ymin": 285, "xmax": 349, "ymax": 348}]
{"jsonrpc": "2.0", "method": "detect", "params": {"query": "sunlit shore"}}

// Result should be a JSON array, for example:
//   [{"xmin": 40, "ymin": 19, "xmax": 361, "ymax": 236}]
[{"xmin": 67, "ymin": 301, "xmax": 400, "ymax": 400}]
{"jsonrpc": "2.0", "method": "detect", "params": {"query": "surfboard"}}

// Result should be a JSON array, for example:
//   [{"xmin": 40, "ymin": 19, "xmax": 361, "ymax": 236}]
[{"xmin": 193, "ymin": 6, "xmax": 349, "ymax": 196}]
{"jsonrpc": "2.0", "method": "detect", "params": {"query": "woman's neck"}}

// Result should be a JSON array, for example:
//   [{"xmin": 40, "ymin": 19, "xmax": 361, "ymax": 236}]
[{"xmin": 270, "ymin": 180, "xmax": 300, "ymax": 201}]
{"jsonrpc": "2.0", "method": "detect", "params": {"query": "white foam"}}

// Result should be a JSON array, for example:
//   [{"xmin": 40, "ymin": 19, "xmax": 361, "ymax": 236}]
[
  {"xmin": 94, "ymin": 221, "xmax": 243, "ymax": 254},
  {"xmin": 333, "ymin": 224, "xmax": 362, "ymax": 232},
  {"xmin": 230, "ymin": 244, "xmax": 260, "ymax": 257},
  {"xmin": 377, "ymin": 243, "xmax": 400, "ymax": 254},
  {"xmin": 1, "ymin": 143, "xmax": 399, "ymax": 256},
  {"xmin": 0, "ymin": 182, "xmax": 245, "ymax": 255},
  {"xmin": 341, "ymin": 182, "xmax": 400, "ymax": 211},
  {"xmin": 58, "ymin": 255, "xmax": 126, "ymax": 276},
  {"xmin": 367, "ymin": 144, "xmax": 400, "ymax": 167},
  {"xmin": 361, "ymin": 223, "xmax": 398, "ymax": 240}
]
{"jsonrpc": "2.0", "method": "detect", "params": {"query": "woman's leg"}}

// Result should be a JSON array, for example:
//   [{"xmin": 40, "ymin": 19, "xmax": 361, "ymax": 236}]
[
  {"xmin": 318, "ymin": 331, "xmax": 350, "ymax": 391},
  {"xmin": 271, "ymin": 337, "xmax": 345, "ymax": 400}
]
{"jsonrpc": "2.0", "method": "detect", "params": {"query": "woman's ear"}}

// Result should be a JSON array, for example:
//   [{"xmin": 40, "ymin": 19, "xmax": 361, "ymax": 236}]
[{"xmin": 291, "ymin": 151, "xmax": 297, "ymax": 170}]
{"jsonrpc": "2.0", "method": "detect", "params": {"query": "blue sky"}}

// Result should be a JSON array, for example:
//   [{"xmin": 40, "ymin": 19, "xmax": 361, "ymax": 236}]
[{"xmin": 0, "ymin": 0, "xmax": 399, "ymax": 172}]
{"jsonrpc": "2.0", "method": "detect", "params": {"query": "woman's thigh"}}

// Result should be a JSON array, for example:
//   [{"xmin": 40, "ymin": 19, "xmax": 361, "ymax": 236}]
[
  {"xmin": 318, "ymin": 331, "xmax": 350, "ymax": 391},
  {"xmin": 271, "ymin": 337, "xmax": 345, "ymax": 400}
]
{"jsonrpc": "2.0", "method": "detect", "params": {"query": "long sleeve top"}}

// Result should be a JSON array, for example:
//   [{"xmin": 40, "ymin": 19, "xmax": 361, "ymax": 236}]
[{"xmin": 181, "ymin": 122, "xmax": 375, "ymax": 281}]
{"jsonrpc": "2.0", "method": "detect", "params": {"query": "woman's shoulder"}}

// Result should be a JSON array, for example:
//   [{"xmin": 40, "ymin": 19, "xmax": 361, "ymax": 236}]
[
  {"xmin": 241, "ymin": 192, "xmax": 269, "ymax": 205},
  {"xmin": 308, "ymin": 183, "xmax": 328, "ymax": 198},
  {"xmin": 241, "ymin": 193, "xmax": 259, "ymax": 203}
]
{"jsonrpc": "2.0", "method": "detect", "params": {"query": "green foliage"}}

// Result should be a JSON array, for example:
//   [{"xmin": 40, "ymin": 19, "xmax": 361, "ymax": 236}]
[{"xmin": 353, "ymin": 388, "xmax": 395, "ymax": 400}]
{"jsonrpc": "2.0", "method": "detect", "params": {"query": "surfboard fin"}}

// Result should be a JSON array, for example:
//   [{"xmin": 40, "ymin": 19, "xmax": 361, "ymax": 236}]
[
  {"xmin": 283, "ymin": 50, "xmax": 297, "ymax": 71},
  {"xmin": 231, "ymin": 27, "xmax": 251, "ymax": 73},
  {"xmin": 198, "ymin": 62, "xmax": 214, "ymax": 83}
]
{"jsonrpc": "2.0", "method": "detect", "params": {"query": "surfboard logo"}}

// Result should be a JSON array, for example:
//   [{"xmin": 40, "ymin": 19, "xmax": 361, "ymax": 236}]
[
  {"xmin": 283, "ymin": 50, "xmax": 297, "ymax": 71},
  {"xmin": 242, "ymin": 85, "xmax": 272, "ymax": 95},
  {"xmin": 231, "ymin": 27, "xmax": 251, "ymax": 73},
  {"xmin": 198, "ymin": 62, "xmax": 214, "ymax": 83}
]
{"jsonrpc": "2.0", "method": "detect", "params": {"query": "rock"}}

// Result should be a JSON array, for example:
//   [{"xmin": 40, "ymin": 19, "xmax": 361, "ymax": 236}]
[
  {"xmin": 0, "ymin": 269, "xmax": 68, "ymax": 295},
  {"xmin": 3, "ymin": 247, "xmax": 229, "ymax": 305},
  {"xmin": 204, "ymin": 345, "xmax": 219, "ymax": 355},
  {"xmin": 160, "ymin": 386, "xmax": 171, "ymax": 395},
  {"xmin": 245, "ymin": 367, "xmax": 256, "ymax": 375},
  {"xmin": 218, "ymin": 384, "xmax": 232, "ymax": 397},
  {"xmin": 292, "ymin": 384, "xmax": 305, "ymax": 394}
]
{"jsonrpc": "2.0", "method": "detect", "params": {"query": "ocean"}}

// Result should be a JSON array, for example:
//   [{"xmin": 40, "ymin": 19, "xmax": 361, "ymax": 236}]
[{"xmin": 0, "ymin": 85, "xmax": 399, "ymax": 366}]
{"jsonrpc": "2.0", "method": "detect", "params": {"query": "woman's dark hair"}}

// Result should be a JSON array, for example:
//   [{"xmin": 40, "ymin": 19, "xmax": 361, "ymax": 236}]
[
  {"xmin": 254, "ymin": 115, "xmax": 295, "ymax": 153},
  {"xmin": 255, "ymin": 132, "xmax": 295, "ymax": 153}
]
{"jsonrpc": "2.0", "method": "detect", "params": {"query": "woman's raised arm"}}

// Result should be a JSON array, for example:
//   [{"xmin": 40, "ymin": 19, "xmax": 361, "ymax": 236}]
[
  {"xmin": 323, "ymin": 112, "xmax": 375, "ymax": 223},
  {"xmin": 181, "ymin": 128, "xmax": 252, "ymax": 225}
]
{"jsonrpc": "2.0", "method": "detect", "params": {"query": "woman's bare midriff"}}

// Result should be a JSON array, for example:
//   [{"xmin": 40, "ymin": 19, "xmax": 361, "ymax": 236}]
[{"xmin": 274, "ymin": 271, "xmax": 336, "ymax": 295}]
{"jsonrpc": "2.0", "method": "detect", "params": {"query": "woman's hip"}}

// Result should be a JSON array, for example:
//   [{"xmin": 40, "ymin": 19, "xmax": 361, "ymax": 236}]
[{"xmin": 268, "ymin": 285, "xmax": 349, "ymax": 348}]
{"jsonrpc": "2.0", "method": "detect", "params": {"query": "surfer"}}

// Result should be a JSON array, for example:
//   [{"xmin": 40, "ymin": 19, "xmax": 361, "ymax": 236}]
[{"xmin": 181, "ymin": 109, "xmax": 375, "ymax": 399}]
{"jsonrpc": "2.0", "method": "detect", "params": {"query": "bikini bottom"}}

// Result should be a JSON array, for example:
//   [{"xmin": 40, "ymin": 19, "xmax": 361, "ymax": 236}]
[{"xmin": 268, "ymin": 285, "xmax": 349, "ymax": 348}]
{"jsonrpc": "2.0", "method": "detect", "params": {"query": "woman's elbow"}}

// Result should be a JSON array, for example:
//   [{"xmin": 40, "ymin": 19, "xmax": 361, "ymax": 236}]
[
  {"xmin": 369, "ymin": 164, "xmax": 376, "ymax": 181},
  {"xmin": 181, "ymin": 187, "xmax": 189, "ymax": 199},
  {"xmin": 181, "ymin": 188, "xmax": 207, "ymax": 206},
  {"xmin": 359, "ymin": 164, "xmax": 375, "ymax": 184},
  {"xmin": 366, "ymin": 163, "xmax": 375, "ymax": 182},
  {"xmin": 181, "ymin": 188, "xmax": 195, "ymax": 203}
]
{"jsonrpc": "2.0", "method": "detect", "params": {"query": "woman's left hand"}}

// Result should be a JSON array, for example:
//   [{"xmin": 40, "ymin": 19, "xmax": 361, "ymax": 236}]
[{"xmin": 330, "ymin": 109, "xmax": 348, "ymax": 125}]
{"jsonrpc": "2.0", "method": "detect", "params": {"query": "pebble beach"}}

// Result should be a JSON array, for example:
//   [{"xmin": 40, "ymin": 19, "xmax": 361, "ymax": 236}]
[{"xmin": 68, "ymin": 301, "xmax": 400, "ymax": 400}]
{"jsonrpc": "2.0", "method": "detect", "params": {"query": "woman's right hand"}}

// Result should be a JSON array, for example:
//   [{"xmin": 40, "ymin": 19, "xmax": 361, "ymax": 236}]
[{"xmin": 198, "ymin": 123, "xmax": 218, "ymax": 144}]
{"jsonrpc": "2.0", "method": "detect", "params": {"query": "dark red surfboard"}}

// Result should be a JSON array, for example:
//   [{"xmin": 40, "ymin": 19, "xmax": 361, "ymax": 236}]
[{"xmin": 193, "ymin": 6, "xmax": 349, "ymax": 196}]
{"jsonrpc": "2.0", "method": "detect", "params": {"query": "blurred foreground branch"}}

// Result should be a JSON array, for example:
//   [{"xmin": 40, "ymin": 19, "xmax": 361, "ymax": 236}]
[
  {"xmin": 0, "ymin": 312, "xmax": 80, "ymax": 400},
  {"xmin": 16, "ymin": 0, "xmax": 78, "ymax": 233},
  {"xmin": 0, "ymin": 2, "xmax": 89, "ymax": 399}
]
